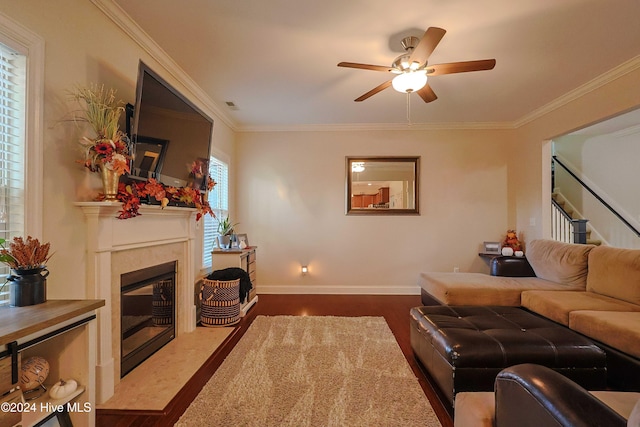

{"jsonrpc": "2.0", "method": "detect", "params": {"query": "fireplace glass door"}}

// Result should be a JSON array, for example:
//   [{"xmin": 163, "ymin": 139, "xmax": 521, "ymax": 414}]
[{"xmin": 121, "ymin": 261, "xmax": 176, "ymax": 377}]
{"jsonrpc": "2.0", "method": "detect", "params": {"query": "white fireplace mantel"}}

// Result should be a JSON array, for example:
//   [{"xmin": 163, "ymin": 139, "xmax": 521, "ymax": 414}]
[{"xmin": 77, "ymin": 201, "xmax": 199, "ymax": 404}]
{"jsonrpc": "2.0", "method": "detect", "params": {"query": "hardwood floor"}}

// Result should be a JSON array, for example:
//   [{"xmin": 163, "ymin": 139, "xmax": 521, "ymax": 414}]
[{"xmin": 96, "ymin": 294, "xmax": 454, "ymax": 427}]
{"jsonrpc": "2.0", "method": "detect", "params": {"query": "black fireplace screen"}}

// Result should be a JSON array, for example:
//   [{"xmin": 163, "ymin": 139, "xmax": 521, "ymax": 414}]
[{"xmin": 121, "ymin": 261, "xmax": 176, "ymax": 377}]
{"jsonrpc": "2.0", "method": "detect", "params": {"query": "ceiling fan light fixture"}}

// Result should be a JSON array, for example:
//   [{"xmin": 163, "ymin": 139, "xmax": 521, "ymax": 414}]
[
  {"xmin": 352, "ymin": 162, "xmax": 365, "ymax": 172},
  {"xmin": 392, "ymin": 70, "xmax": 427, "ymax": 93}
]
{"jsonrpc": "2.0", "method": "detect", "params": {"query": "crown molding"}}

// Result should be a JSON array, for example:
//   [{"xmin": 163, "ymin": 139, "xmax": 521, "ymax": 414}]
[
  {"xmin": 90, "ymin": 0, "xmax": 238, "ymax": 131},
  {"xmin": 237, "ymin": 121, "xmax": 516, "ymax": 133},
  {"xmin": 514, "ymin": 55, "xmax": 640, "ymax": 128},
  {"xmin": 614, "ymin": 123, "xmax": 640, "ymax": 138},
  {"xmin": 92, "ymin": 1, "xmax": 640, "ymax": 135},
  {"xmin": 230, "ymin": 56, "xmax": 640, "ymax": 133}
]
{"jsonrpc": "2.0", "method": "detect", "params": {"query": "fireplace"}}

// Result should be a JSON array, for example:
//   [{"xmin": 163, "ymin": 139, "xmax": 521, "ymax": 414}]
[
  {"xmin": 120, "ymin": 261, "xmax": 176, "ymax": 377},
  {"xmin": 78, "ymin": 202, "xmax": 198, "ymax": 403}
]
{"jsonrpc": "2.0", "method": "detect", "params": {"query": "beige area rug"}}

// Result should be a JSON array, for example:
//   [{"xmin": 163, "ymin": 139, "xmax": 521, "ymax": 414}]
[{"xmin": 176, "ymin": 315, "xmax": 441, "ymax": 427}]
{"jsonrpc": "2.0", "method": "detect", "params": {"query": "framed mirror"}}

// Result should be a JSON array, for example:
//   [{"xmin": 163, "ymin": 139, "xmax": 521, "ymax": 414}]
[{"xmin": 346, "ymin": 156, "xmax": 420, "ymax": 215}]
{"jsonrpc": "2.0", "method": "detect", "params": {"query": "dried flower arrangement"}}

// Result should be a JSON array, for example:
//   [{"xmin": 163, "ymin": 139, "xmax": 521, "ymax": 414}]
[
  {"xmin": 66, "ymin": 84, "xmax": 216, "ymax": 221},
  {"xmin": 0, "ymin": 236, "xmax": 52, "ymax": 270},
  {"xmin": 114, "ymin": 178, "xmax": 215, "ymax": 221},
  {"xmin": 69, "ymin": 84, "xmax": 131, "ymax": 175}
]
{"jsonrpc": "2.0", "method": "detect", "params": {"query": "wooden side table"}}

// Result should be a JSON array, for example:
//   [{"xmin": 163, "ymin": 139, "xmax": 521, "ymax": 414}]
[{"xmin": 211, "ymin": 247, "xmax": 258, "ymax": 316}]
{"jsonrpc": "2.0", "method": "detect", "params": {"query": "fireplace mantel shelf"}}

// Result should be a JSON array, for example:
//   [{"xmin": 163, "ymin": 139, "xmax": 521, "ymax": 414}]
[{"xmin": 75, "ymin": 201, "xmax": 197, "ymax": 216}]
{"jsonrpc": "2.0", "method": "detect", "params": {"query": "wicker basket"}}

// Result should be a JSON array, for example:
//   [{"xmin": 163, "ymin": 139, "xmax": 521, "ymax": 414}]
[
  {"xmin": 152, "ymin": 279, "xmax": 174, "ymax": 326},
  {"xmin": 200, "ymin": 278, "xmax": 241, "ymax": 327}
]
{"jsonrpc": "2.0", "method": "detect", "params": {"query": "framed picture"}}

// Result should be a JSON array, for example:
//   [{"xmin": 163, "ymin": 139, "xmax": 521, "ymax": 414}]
[
  {"xmin": 483, "ymin": 241, "xmax": 501, "ymax": 255},
  {"xmin": 236, "ymin": 233, "xmax": 249, "ymax": 247}
]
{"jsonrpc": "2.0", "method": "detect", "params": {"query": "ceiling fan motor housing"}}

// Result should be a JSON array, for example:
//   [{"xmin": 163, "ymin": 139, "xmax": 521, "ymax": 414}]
[{"xmin": 393, "ymin": 36, "xmax": 421, "ymax": 71}]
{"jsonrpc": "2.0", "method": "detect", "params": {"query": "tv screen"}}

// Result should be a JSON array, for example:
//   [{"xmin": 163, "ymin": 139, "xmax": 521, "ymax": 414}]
[{"xmin": 131, "ymin": 62, "xmax": 213, "ymax": 190}]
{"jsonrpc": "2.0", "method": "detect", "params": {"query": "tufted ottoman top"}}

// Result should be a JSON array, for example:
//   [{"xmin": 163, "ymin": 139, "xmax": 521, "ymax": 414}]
[{"xmin": 410, "ymin": 305, "xmax": 606, "ymax": 369}]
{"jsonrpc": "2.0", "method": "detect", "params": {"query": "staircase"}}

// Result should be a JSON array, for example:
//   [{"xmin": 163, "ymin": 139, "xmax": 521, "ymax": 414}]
[
  {"xmin": 551, "ymin": 192, "xmax": 601, "ymax": 245},
  {"xmin": 551, "ymin": 155, "xmax": 640, "ymax": 248}
]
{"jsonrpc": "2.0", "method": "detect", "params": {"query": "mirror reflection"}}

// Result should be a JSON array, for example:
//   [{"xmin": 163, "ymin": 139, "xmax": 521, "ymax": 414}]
[{"xmin": 346, "ymin": 156, "xmax": 420, "ymax": 215}]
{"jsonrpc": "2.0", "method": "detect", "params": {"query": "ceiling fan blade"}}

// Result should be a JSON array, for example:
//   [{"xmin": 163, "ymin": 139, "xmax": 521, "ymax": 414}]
[
  {"xmin": 354, "ymin": 80, "xmax": 392, "ymax": 102},
  {"xmin": 427, "ymin": 59, "xmax": 496, "ymax": 76},
  {"xmin": 417, "ymin": 83, "xmax": 437, "ymax": 103},
  {"xmin": 338, "ymin": 62, "xmax": 395, "ymax": 73},
  {"xmin": 408, "ymin": 27, "xmax": 446, "ymax": 67}
]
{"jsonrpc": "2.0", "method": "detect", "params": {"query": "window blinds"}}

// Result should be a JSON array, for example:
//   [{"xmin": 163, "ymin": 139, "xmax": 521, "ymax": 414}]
[
  {"xmin": 203, "ymin": 156, "xmax": 229, "ymax": 267},
  {"xmin": 0, "ymin": 43, "xmax": 26, "ymax": 303}
]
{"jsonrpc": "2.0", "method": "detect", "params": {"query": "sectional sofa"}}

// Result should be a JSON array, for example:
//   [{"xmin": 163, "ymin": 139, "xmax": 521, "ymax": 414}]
[
  {"xmin": 416, "ymin": 239, "xmax": 640, "ymax": 424},
  {"xmin": 456, "ymin": 364, "xmax": 640, "ymax": 427},
  {"xmin": 418, "ymin": 239, "xmax": 595, "ymax": 307}
]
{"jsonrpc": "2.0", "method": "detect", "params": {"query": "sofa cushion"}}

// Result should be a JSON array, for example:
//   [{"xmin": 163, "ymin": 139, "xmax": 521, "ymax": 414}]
[
  {"xmin": 590, "ymin": 391, "xmax": 640, "ymax": 421},
  {"xmin": 454, "ymin": 392, "xmax": 494, "ymax": 427},
  {"xmin": 418, "ymin": 272, "xmax": 578, "ymax": 306},
  {"xmin": 587, "ymin": 245, "xmax": 640, "ymax": 306},
  {"xmin": 526, "ymin": 239, "xmax": 595, "ymax": 288},
  {"xmin": 569, "ymin": 311, "xmax": 640, "ymax": 359},
  {"xmin": 521, "ymin": 290, "xmax": 640, "ymax": 326}
]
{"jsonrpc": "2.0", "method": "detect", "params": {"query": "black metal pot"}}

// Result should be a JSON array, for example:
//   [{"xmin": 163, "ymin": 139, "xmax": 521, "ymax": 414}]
[{"xmin": 7, "ymin": 266, "xmax": 48, "ymax": 307}]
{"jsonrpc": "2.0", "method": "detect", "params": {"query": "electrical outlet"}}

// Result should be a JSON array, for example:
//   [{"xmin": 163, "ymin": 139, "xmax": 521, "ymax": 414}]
[
  {"xmin": 529, "ymin": 217, "xmax": 536, "ymax": 227},
  {"xmin": 453, "ymin": 267, "xmax": 459, "ymax": 273}
]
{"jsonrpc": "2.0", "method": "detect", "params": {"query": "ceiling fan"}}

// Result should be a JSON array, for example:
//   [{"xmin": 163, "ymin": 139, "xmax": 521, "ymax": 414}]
[{"xmin": 338, "ymin": 27, "xmax": 496, "ymax": 103}]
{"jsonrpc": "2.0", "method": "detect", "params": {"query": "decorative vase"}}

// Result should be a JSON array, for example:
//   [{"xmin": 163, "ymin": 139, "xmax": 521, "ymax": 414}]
[
  {"xmin": 501, "ymin": 247, "xmax": 514, "ymax": 256},
  {"xmin": 100, "ymin": 166, "xmax": 121, "ymax": 201},
  {"xmin": 217, "ymin": 235, "xmax": 232, "ymax": 249},
  {"xmin": 20, "ymin": 356, "xmax": 50, "ymax": 391},
  {"xmin": 7, "ymin": 266, "xmax": 48, "ymax": 307}
]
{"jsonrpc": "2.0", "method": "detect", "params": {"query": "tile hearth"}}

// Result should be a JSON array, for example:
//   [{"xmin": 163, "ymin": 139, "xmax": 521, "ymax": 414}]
[{"xmin": 97, "ymin": 326, "xmax": 233, "ymax": 411}]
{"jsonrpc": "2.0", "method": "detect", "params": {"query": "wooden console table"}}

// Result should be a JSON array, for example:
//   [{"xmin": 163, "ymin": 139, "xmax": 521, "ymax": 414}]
[{"xmin": 0, "ymin": 299, "xmax": 104, "ymax": 427}]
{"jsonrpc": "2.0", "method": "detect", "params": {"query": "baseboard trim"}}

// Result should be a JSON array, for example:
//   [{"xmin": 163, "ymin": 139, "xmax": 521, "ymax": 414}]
[{"xmin": 258, "ymin": 285, "xmax": 421, "ymax": 295}]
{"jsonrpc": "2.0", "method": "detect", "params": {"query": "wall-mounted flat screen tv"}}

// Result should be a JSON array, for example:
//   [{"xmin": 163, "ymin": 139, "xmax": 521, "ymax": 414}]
[{"xmin": 131, "ymin": 61, "xmax": 213, "ymax": 190}]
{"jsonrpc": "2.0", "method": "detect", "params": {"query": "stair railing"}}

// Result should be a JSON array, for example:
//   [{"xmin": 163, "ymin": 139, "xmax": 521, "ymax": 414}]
[
  {"xmin": 551, "ymin": 198, "xmax": 588, "ymax": 244},
  {"xmin": 552, "ymin": 156, "xmax": 640, "ymax": 239}
]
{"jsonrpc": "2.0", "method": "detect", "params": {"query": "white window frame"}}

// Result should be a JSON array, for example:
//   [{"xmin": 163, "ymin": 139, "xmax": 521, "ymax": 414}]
[
  {"xmin": 202, "ymin": 149, "xmax": 230, "ymax": 268},
  {"xmin": 0, "ymin": 14, "xmax": 44, "ymax": 304},
  {"xmin": 0, "ymin": 13, "xmax": 44, "ymax": 237}
]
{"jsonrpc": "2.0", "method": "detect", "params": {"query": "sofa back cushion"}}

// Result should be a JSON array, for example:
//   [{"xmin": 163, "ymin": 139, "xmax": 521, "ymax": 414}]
[
  {"xmin": 587, "ymin": 245, "xmax": 640, "ymax": 305},
  {"xmin": 526, "ymin": 239, "xmax": 595, "ymax": 288}
]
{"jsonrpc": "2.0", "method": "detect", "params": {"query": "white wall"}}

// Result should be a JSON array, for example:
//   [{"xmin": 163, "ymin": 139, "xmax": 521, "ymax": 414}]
[
  {"xmin": 235, "ymin": 61, "xmax": 640, "ymax": 295},
  {"xmin": 237, "ymin": 128, "xmax": 516, "ymax": 294},
  {"xmin": 0, "ymin": 1, "xmax": 236, "ymax": 298}
]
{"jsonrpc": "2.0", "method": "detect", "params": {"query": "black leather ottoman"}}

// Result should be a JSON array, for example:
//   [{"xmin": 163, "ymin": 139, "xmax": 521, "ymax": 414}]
[{"xmin": 409, "ymin": 305, "xmax": 607, "ymax": 407}]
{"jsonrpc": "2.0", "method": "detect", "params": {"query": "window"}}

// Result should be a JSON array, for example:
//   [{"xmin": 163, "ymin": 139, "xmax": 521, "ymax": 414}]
[
  {"xmin": 0, "ymin": 42, "xmax": 25, "ymax": 302},
  {"xmin": 0, "ymin": 17, "xmax": 44, "ymax": 305},
  {"xmin": 203, "ymin": 154, "xmax": 229, "ymax": 267}
]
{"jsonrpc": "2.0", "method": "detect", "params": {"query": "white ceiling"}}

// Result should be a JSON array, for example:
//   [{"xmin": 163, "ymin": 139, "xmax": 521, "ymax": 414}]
[{"xmin": 113, "ymin": 0, "xmax": 640, "ymax": 131}]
